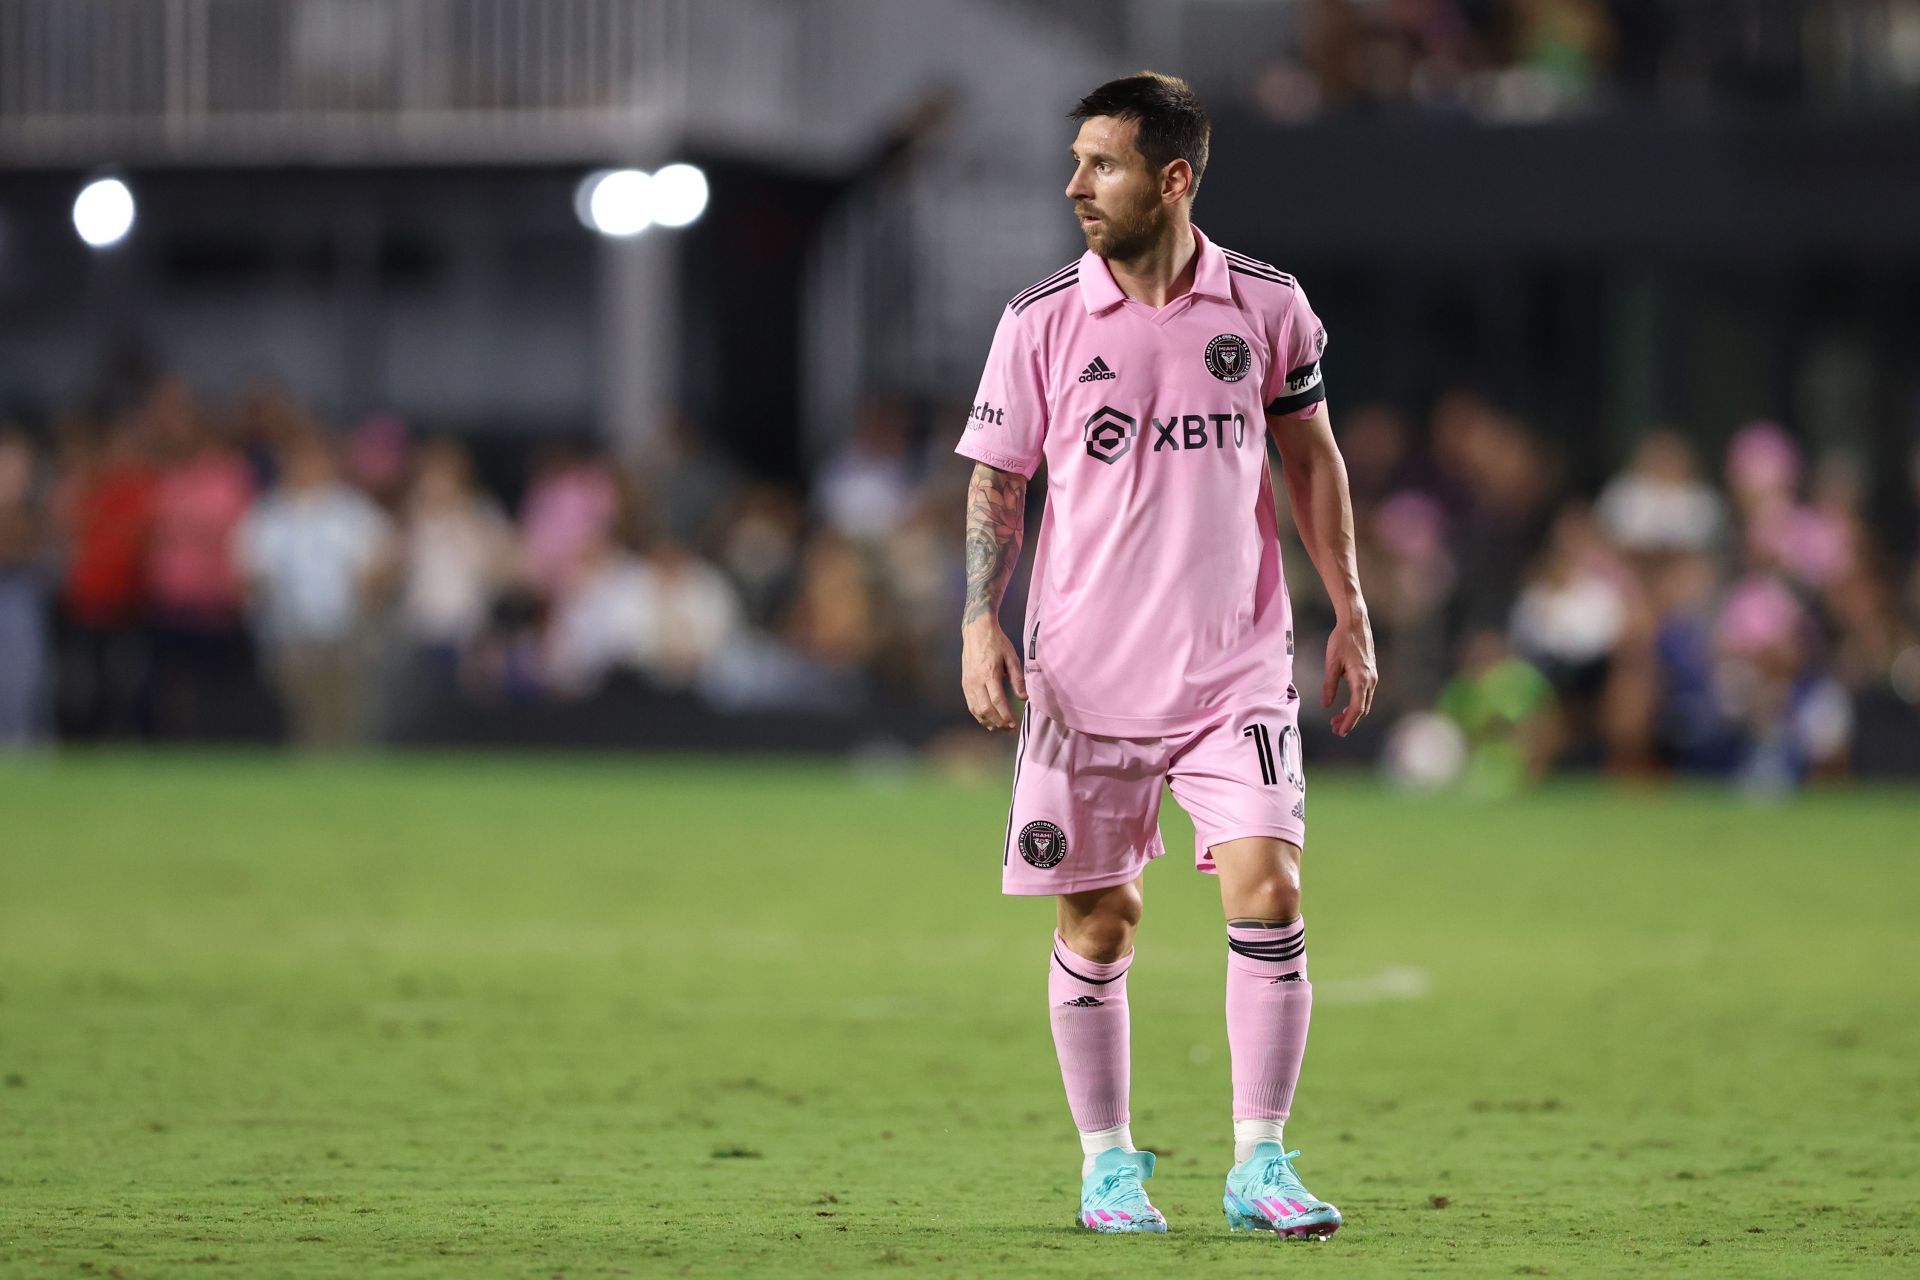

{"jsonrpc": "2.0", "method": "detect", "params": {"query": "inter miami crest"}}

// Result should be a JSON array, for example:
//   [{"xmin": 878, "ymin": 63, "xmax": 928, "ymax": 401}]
[
  {"xmin": 1019, "ymin": 819, "xmax": 1068, "ymax": 868},
  {"xmin": 1205, "ymin": 333, "xmax": 1252, "ymax": 383}
]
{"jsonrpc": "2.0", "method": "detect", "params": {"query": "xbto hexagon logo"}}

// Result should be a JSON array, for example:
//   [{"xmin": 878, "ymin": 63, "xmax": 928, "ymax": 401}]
[{"xmin": 1082, "ymin": 405, "xmax": 1137, "ymax": 464}]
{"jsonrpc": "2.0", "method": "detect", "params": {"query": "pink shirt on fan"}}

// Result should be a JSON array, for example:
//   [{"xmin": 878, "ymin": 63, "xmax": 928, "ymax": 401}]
[{"xmin": 955, "ymin": 226, "xmax": 1328, "ymax": 738}]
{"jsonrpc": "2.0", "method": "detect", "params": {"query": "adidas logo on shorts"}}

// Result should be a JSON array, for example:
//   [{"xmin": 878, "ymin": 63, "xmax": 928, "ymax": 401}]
[{"xmin": 1077, "ymin": 356, "xmax": 1117, "ymax": 383}]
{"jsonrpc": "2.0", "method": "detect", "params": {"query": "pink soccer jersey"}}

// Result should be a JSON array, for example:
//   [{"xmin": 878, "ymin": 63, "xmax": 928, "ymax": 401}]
[{"xmin": 955, "ymin": 226, "xmax": 1328, "ymax": 738}]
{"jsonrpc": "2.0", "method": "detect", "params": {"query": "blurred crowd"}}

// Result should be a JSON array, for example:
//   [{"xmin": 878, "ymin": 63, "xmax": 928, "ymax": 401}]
[
  {"xmin": 0, "ymin": 381, "xmax": 970, "ymax": 751},
  {"xmin": 1246, "ymin": 0, "xmax": 1920, "ymax": 122},
  {"xmin": 2, "ymin": 376, "xmax": 1917, "ymax": 785},
  {"xmin": 1306, "ymin": 394, "xmax": 1920, "ymax": 790}
]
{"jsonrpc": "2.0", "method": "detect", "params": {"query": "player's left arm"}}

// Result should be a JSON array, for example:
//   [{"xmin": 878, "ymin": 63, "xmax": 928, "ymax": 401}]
[{"xmin": 1268, "ymin": 402, "xmax": 1378, "ymax": 737}]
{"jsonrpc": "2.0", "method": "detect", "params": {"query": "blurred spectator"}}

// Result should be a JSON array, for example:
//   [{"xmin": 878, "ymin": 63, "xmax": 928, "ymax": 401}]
[
  {"xmin": 1596, "ymin": 431, "xmax": 1725, "ymax": 557},
  {"xmin": 53, "ymin": 414, "xmax": 156, "ymax": 739},
  {"xmin": 816, "ymin": 398, "xmax": 918, "ymax": 544},
  {"xmin": 0, "ymin": 430, "xmax": 50, "ymax": 748},
  {"xmin": 237, "ymin": 433, "xmax": 394, "ymax": 748},
  {"xmin": 398, "ymin": 438, "xmax": 516, "ymax": 662},
  {"xmin": 1715, "ymin": 572, "xmax": 1850, "ymax": 789},
  {"xmin": 1436, "ymin": 628, "xmax": 1557, "ymax": 795},
  {"xmin": 648, "ymin": 542, "xmax": 745, "ymax": 690},
  {"xmin": 1340, "ymin": 404, "xmax": 1417, "ymax": 511},
  {"xmin": 634, "ymin": 412, "xmax": 743, "ymax": 551},
  {"xmin": 520, "ymin": 445, "xmax": 621, "ymax": 598},
  {"xmin": 1724, "ymin": 419, "xmax": 1800, "ymax": 523},
  {"xmin": 545, "ymin": 531, "xmax": 662, "ymax": 696},
  {"xmin": 1366, "ymin": 488, "xmax": 1457, "ymax": 711},
  {"xmin": 716, "ymin": 482, "xmax": 807, "ymax": 630},
  {"xmin": 1503, "ymin": 0, "xmax": 1617, "ymax": 109},
  {"xmin": 1648, "ymin": 551, "xmax": 1741, "ymax": 772},
  {"xmin": 787, "ymin": 529, "xmax": 881, "ymax": 671},
  {"xmin": 1434, "ymin": 393, "xmax": 1558, "ymax": 633},
  {"xmin": 144, "ymin": 379, "xmax": 257, "ymax": 738},
  {"xmin": 345, "ymin": 412, "xmax": 413, "ymax": 511},
  {"xmin": 870, "ymin": 481, "xmax": 967, "ymax": 703},
  {"xmin": 1509, "ymin": 505, "xmax": 1634, "ymax": 763},
  {"xmin": 543, "ymin": 529, "xmax": 741, "ymax": 696}
]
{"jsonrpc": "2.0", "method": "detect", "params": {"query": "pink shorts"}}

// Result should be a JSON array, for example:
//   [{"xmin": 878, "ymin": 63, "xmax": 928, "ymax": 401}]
[{"xmin": 1000, "ymin": 690, "xmax": 1307, "ymax": 896}]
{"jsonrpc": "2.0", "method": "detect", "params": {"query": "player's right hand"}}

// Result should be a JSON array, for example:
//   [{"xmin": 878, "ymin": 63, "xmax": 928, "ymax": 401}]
[{"xmin": 960, "ymin": 619, "xmax": 1027, "ymax": 732}]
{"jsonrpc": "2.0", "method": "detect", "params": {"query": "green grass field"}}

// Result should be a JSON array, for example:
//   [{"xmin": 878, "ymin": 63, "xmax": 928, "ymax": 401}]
[{"xmin": 1, "ymin": 755, "xmax": 1916, "ymax": 1278}]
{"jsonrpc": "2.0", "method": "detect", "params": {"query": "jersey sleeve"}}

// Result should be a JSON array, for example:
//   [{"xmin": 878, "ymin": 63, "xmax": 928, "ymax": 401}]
[
  {"xmin": 954, "ymin": 307, "xmax": 1048, "ymax": 477},
  {"xmin": 1264, "ymin": 282, "xmax": 1329, "ymax": 418}
]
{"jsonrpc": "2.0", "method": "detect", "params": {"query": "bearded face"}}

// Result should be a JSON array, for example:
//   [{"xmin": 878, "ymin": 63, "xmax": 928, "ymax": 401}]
[{"xmin": 1066, "ymin": 116, "xmax": 1179, "ymax": 266}]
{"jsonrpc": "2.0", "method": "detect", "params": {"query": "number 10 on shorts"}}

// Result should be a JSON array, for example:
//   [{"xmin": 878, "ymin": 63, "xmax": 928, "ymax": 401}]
[{"xmin": 1243, "ymin": 723, "xmax": 1303, "ymax": 790}]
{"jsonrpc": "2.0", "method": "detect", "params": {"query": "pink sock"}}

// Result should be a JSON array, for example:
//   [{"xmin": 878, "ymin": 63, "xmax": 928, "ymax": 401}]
[
  {"xmin": 1048, "ymin": 932, "xmax": 1131, "ymax": 1133},
  {"xmin": 1225, "ymin": 918, "xmax": 1312, "ymax": 1125}
]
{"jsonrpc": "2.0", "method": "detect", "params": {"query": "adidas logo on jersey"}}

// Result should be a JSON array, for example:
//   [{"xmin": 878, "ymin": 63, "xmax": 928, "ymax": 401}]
[{"xmin": 1077, "ymin": 356, "xmax": 1117, "ymax": 383}]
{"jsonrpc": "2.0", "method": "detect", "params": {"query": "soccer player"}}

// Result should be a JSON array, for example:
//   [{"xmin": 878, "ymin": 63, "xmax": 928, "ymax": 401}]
[{"xmin": 956, "ymin": 72, "xmax": 1377, "ymax": 1239}]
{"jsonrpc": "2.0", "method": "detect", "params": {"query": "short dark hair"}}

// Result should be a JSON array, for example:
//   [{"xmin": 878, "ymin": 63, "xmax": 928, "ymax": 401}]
[{"xmin": 1069, "ymin": 71, "xmax": 1211, "ymax": 200}]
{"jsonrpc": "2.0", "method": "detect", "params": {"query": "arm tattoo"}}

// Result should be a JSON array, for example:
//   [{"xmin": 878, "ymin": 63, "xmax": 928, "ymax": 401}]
[{"xmin": 962, "ymin": 463, "xmax": 1028, "ymax": 625}]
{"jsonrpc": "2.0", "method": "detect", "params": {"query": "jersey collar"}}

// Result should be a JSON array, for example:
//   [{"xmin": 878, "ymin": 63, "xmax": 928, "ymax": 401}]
[{"xmin": 1078, "ymin": 224, "xmax": 1235, "ymax": 314}]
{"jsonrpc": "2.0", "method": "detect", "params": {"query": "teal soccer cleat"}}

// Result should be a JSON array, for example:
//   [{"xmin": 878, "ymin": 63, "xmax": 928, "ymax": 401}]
[
  {"xmin": 1223, "ymin": 1143, "xmax": 1343, "ymax": 1239},
  {"xmin": 1077, "ymin": 1147, "xmax": 1169, "ymax": 1233}
]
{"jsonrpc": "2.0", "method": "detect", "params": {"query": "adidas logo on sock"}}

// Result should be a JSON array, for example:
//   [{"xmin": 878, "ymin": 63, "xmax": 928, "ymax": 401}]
[
  {"xmin": 1061, "ymin": 995, "xmax": 1105, "ymax": 1007},
  {"xmin": 1077, "ymin": 356, "xmax": 1117, "ymax": 383}
]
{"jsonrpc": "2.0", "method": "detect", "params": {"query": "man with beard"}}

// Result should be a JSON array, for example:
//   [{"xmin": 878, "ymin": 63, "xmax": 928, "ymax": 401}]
[{"xmin": 956, "ymin": 72, "xmax": 1376, "ymax": 1239}]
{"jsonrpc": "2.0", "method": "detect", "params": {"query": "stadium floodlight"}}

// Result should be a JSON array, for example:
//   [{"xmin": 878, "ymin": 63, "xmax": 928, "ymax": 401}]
[
  {"xmin": 73, "ymin": 177, "xmax": 135, "ymax": 248},
  {"xmin": 650, "ymin": 164, "xmax": 709, "ymax": 228},
  {"xmin": 578, "ymin": 168, "xmax": 654, "ymax": 237}
]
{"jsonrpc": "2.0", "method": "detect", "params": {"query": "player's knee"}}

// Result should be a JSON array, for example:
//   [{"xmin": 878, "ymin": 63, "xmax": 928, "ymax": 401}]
[
  {"xmin": 1239, "ymin": 870, "xmax": 1301, "ymax": 922},
  {"xmin": 1059, "ymin": 884, "xmax": 1141, "ymax": 963},
  {"xmin": 1065, "ymin": 912, "xmax": 1136, "ymax": 964}
]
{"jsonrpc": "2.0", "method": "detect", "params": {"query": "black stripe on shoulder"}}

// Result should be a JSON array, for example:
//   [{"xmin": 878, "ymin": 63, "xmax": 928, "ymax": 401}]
[
  {"xmin": 1222, "ymin": 248, "xmax": 1295, "ymax": 281},
  {"xmin": 1227, "ymin": 262, "xmax": 1295, "ymax": 288},
  {"xmin": 1012, "ymin": 273, "xmax": 1078, "ymax": 315},
  {"xmin": 1009, "ymin": 263, "xmax": 1078, "ymax": 309},
  {"xmin": 1228, "ymin": 263, "xmax": 1295, "ymax": 287}
]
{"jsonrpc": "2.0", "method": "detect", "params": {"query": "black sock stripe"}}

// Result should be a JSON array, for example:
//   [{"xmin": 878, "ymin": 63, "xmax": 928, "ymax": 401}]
[
  {"xmin": 1228, "ymin": 931, "xmax": 1306, "ymax": 952},
  {"xmin": 1228, "ymin": 936, "xmax": 1305, "ymax": 955},
  {"xmin": 1232, "ymin": 926, "xmax": 1305, "ymax": 942},
  {"xmin": 1228, "ymin": 933, "xmax": 1304, "ymax": 953},
  {"xmin": 1229, "ymin": 935, "xmax": 1306, "ymax": 953},
  {"xmin": 1053, "ymin": 950, "xmax": 1129, "ymax": 986}
]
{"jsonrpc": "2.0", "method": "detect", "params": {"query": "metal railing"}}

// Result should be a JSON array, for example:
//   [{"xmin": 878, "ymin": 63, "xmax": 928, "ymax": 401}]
[{"xmin": 0, "ymin": 0, "xmax": 837, "ymax": 163}]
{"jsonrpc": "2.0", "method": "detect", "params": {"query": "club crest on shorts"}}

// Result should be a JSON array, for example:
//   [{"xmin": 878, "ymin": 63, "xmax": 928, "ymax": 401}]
[
  {"xmin": 1204, "ymin": 333, "xmax": 1252, "ymax": 383},
  {"xmin": 1018, "ymin": 819, "xmax": 1068, "ymax": 868}
]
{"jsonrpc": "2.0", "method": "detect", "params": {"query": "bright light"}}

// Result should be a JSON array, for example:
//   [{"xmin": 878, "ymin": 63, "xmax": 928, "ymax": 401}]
[
  {"xmin": 651, "ymin": 163, "xmax": 709, "ymax": 228},
  {"xmin": 73, "ymin": 177, "xmax": 135, "ymax": 248},
  {"xmin": 578, "ymin": 169, "xmax": 654, "ymax": 237}
]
